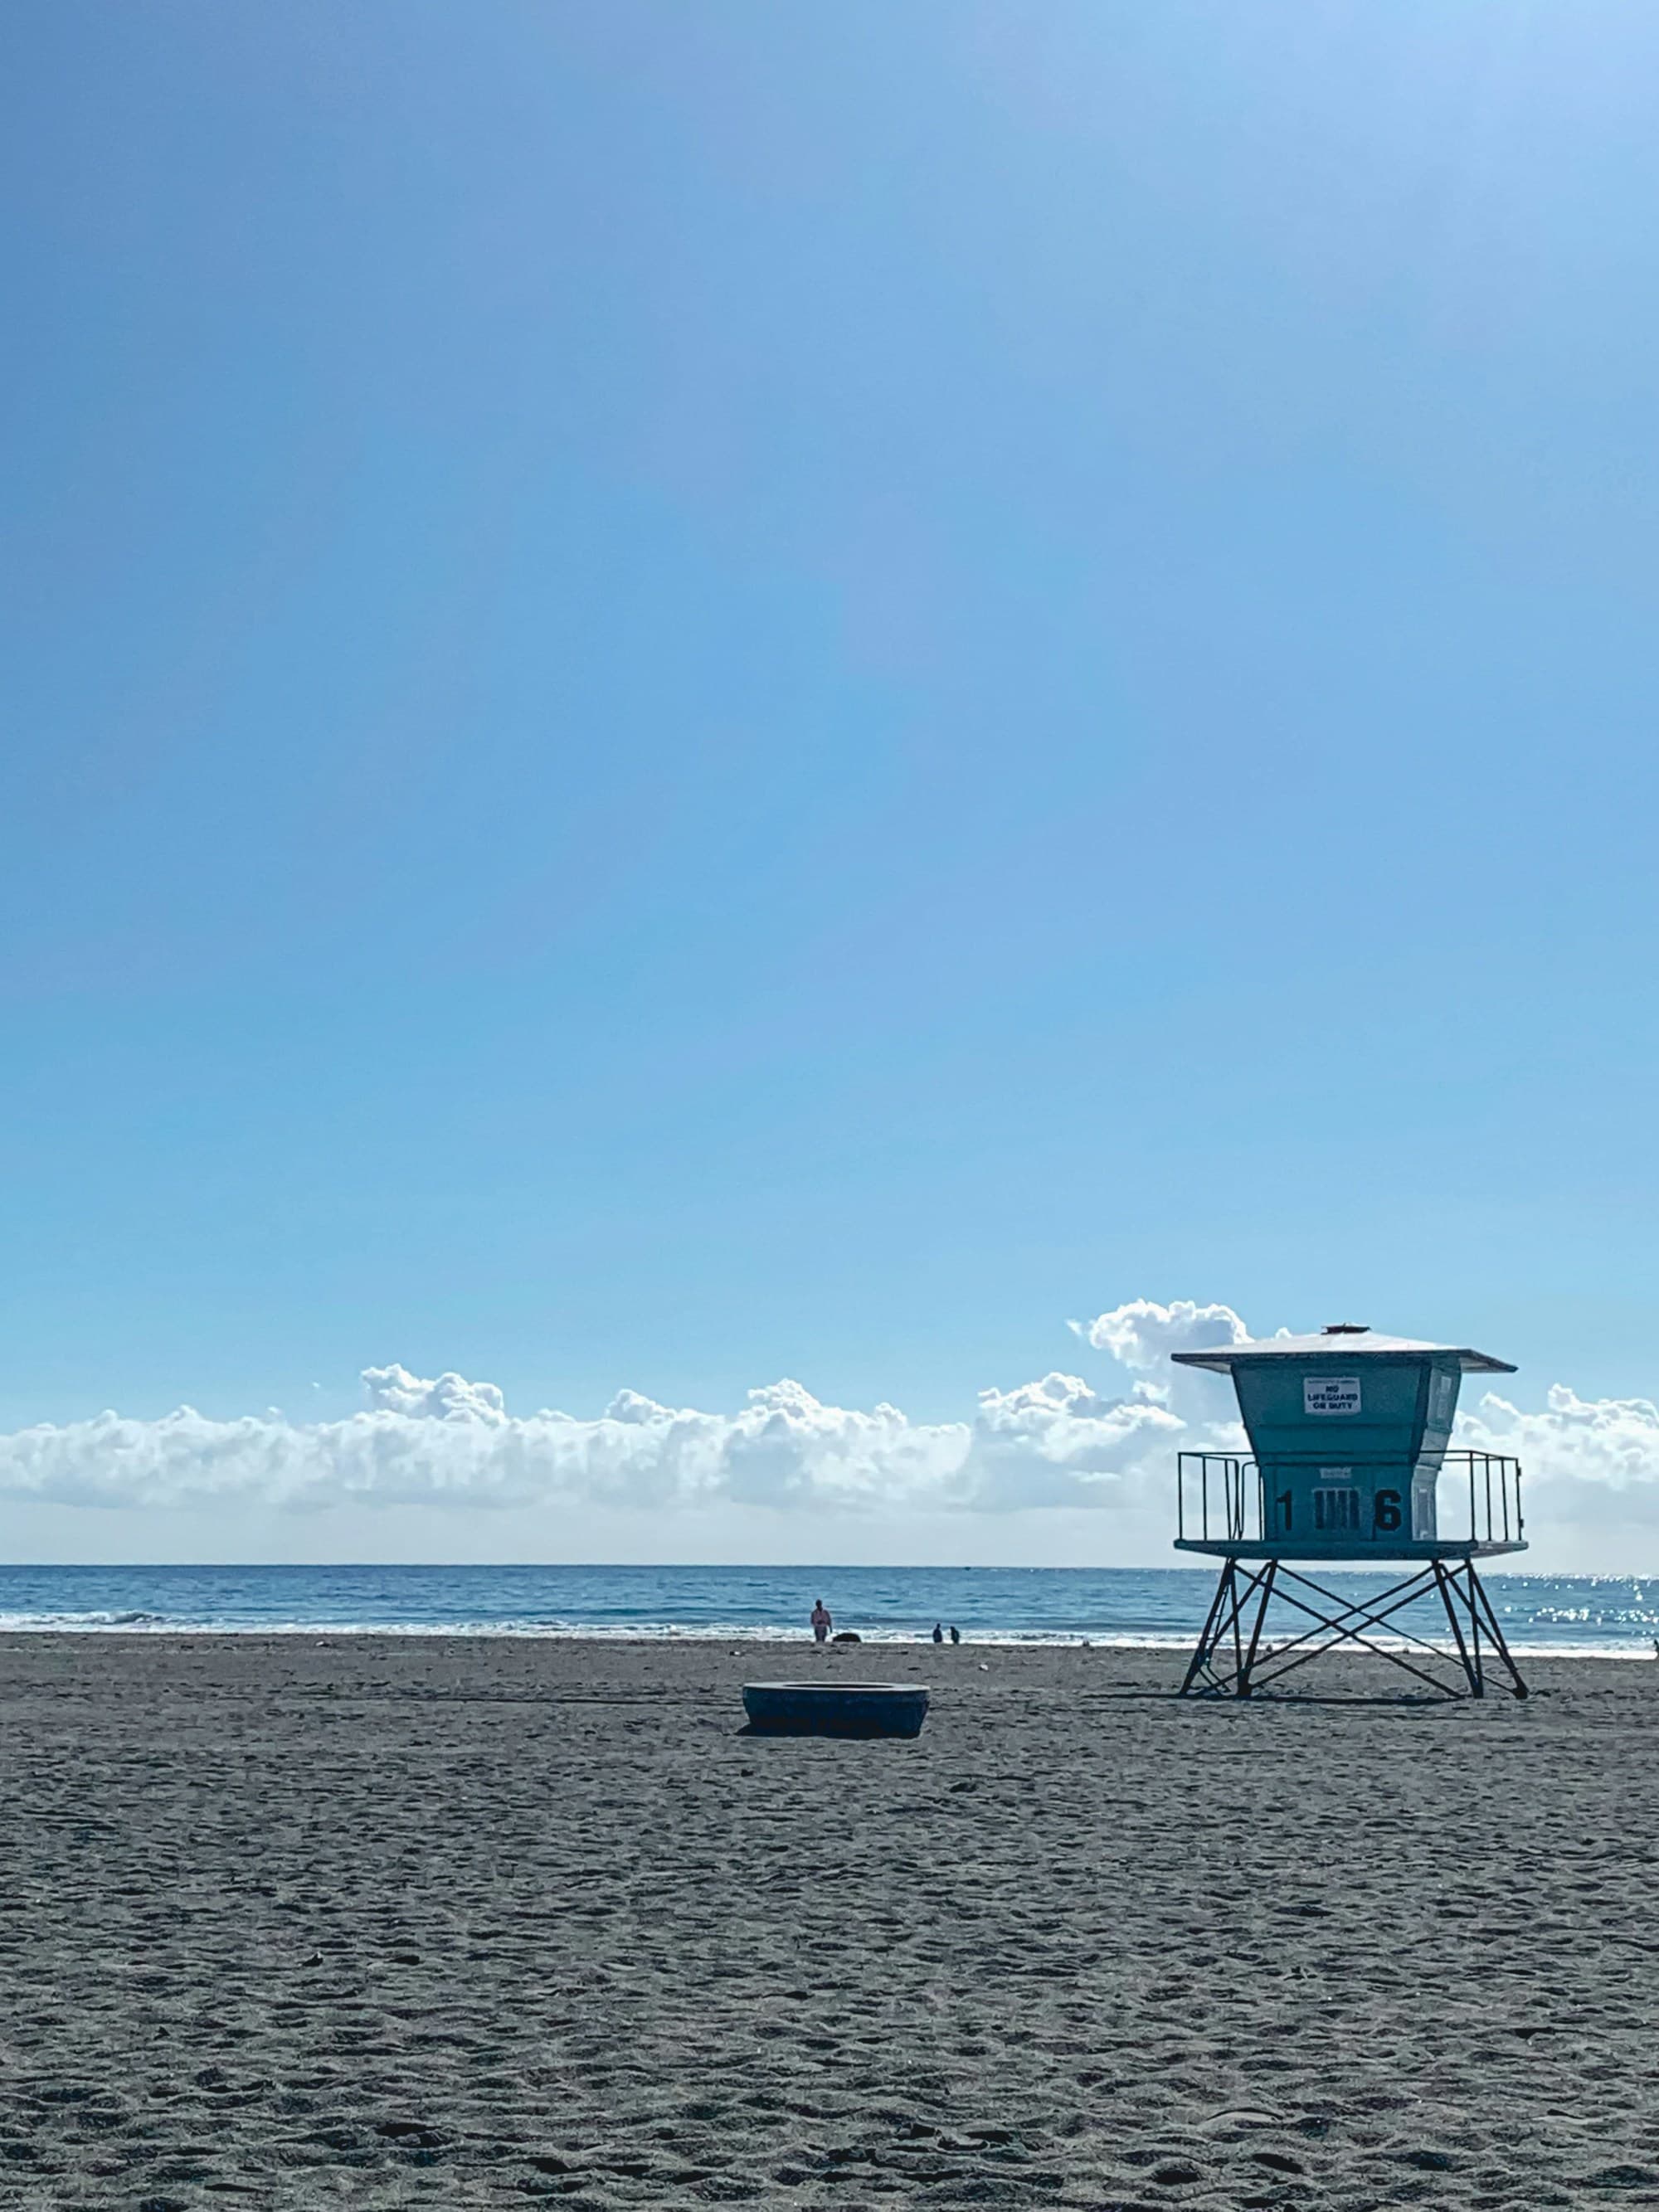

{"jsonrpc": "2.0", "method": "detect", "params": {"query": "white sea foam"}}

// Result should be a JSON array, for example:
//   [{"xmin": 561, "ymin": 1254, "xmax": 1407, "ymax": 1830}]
[{"xmin": 0, "ymin": 1611, "xmax": 1647, "ymax": 1659}]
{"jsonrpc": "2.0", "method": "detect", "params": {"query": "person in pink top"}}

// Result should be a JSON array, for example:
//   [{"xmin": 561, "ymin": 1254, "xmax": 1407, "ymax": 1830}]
[{"xmin": 810, "ymin": 1598, "xmax": 832, "ymax": 1644}]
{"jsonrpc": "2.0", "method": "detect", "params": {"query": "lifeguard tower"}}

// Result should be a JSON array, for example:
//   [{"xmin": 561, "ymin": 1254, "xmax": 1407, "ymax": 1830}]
[{"xmin": 1173, "ymin": 1324, "xmax": 1527, "ymax": 1699}]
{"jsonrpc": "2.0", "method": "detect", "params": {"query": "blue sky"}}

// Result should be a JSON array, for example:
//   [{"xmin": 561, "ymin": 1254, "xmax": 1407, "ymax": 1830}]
[{"xmin": 2, "ymin": 4, "xmax": 1657, "ymax": 1560}]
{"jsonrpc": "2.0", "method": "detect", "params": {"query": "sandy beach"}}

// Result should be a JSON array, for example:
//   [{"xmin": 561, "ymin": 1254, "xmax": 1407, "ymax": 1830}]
[{"xmin": 0, "ymin": 1635, "xmax": 1655, "ymax": 2209}]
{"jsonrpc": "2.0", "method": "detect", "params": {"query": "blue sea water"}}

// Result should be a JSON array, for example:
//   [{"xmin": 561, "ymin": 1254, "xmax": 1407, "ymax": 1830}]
[{"xmin": 0, "ymin": 1563, "xmax": 1652, "ymax": 1655}]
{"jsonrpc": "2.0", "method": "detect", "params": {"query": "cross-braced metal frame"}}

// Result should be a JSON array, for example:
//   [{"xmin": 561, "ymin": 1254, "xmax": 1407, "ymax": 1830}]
[{"xmin": 1180, "ymin": 1555, "xmax": 1529, "ymax": 1700}]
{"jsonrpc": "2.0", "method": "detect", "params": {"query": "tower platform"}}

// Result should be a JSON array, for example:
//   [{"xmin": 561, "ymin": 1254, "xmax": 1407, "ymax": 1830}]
[{"xmin": 1176, "ymin": 1536, "xmax": 1525, "ymax": 1560}]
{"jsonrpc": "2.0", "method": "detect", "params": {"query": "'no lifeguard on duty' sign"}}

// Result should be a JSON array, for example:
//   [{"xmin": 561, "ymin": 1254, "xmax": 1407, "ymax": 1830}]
[{"xmin": 1304, "ymin": 1375, "xmax": 1362, "ymax": 1417}]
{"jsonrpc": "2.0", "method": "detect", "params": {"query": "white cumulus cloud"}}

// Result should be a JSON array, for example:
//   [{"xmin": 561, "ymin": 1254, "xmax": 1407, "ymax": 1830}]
[
  {"xmin": 1070, "ymin": 1296, "xmax": 1248, "ymax": 1371},
  {"xmin": 0, "ymin": 1300, "xmax": 1653, "ymax": 1565},
  {"xmin": 1459, "ymin": 1382, "xmax": 1659, "ymax": 1539},
  {"xmin": 360, "ymin": 1364, "xmax": 509, "ymax": 1425}
]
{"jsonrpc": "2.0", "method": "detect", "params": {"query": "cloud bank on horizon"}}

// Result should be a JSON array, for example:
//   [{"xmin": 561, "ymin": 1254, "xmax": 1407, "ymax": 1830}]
[{"xmin": 0, "ymin": 1301, "xmax": 1656, "ymax": 1557}]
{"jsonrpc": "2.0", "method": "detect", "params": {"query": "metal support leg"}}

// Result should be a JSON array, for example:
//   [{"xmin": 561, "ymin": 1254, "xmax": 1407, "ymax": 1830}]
[
  {"xmin": 1464, "ymin": 1561, "xmax": 1529, "ymax": 1700},
  {"xmin": 1180, "ymin": 1560, "xmax": 1276, "ymax": 1698},
  {"xmin": 1180, "ymin": 1561, "xmax": 1236, "ymax": 1696},
  {"xmin": 1236, "ymin": 1559, "xmax": 1277, "ymax": 1698},
  {"xmin": 1433, "ymin": 1558, "xmax": 1481, "ymax": 1697}
]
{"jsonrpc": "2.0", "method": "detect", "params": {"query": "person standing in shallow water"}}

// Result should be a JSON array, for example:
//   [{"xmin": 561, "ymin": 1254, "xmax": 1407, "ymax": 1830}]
[
  {"xmin": 931, "ymin": 1622, "xmax": 944, "ymax": 1644},
  {"xmin": 949, "ymin": 1624, "xmax": 961, "ymax": 1645},
  {"xmin": 811, "ymin": 1598, "xmax": 832, "ymax": 1644}
]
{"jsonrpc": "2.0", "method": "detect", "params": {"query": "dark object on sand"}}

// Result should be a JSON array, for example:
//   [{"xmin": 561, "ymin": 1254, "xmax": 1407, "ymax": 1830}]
[
  {"xmin": 830, "ymin": 1630, "xmax": 861, "ymax": 1644},
  {"xmin": 742, "ymin": 1681, "xmax": 930, "ymax": 1738}
]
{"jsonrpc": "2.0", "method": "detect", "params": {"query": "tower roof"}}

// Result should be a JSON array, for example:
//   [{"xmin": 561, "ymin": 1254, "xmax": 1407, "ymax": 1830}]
[{"xmin": 1170, "ymin": 1325, "xmax": 1515, "ymax": 1376}]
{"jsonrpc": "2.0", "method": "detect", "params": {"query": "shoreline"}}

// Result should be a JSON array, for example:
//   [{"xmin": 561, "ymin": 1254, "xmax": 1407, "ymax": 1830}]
[{"xmin": 0, "ymin": 1621, "xmax": 1654, "ymax": 1658}]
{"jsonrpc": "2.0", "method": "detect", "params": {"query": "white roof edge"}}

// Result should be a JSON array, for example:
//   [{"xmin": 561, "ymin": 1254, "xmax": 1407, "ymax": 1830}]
[{"xmin": 1170, "ymin": 1338, "xmax": 1515, "ymax": 1376}]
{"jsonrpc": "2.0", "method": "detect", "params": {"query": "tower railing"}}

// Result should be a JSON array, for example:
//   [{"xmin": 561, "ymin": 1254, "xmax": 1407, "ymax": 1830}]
[{"xmin": 1175, "ymin": 1450, "xmax": 1524, "ymax": 1552}]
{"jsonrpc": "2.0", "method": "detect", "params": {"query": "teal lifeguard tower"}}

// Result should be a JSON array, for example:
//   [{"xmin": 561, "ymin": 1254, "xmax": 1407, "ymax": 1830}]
[{"xmin": 1173, "ymin": 1324, "xmax": 1527, "ymax": 1699}]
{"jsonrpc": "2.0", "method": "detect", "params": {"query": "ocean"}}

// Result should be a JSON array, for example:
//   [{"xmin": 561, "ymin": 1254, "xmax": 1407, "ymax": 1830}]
[{"xmin": 0, "ymin": 1561, "xmax": 1653, "ymax": 1655}]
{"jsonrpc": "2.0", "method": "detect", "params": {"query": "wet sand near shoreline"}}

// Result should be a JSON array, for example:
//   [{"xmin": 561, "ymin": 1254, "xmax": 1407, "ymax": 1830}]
[{"xmin": 0, "ymin": 1634, "xmax": 1656, "ymax": 2209}]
